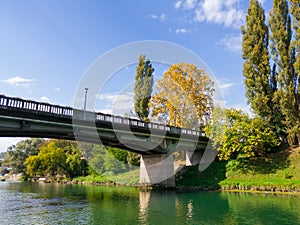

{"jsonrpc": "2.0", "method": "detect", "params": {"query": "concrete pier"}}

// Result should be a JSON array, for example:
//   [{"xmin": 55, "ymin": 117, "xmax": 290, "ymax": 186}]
[
  {"xmin": 140, "ymin": 154, "xmax": 175, "ymax": 188},
  {"xmin": 186, "ymin": 150, "xmax": 203, "ymax": 166}
]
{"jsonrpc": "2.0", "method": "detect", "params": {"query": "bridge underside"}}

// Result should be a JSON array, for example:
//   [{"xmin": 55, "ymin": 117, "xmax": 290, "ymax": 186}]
[
  {"xmin": 0, "ymin": 112, "xmax": 208, "ymax": 155},
  {"xmin": 0, "ymin": 107, "xmax": 210, "ymax": 188}
]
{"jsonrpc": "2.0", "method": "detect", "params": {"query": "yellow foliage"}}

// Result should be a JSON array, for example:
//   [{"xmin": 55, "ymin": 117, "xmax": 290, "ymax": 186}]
[{"xmin": 150, "ymin": 63, "xmax": 214, "ymax": 129}]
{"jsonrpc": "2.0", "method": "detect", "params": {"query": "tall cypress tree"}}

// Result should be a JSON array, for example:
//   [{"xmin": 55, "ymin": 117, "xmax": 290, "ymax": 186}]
[
  {"xmin": 134, "ymin": 55, "xmax": 154, "ymax": 120},
  {"xmin": 242, "ymin": 0, "xmax": 275, "ymax": 120},
  {"xmin": 269, "ymin": 0, "xmax": 299, "ymax": 146}
]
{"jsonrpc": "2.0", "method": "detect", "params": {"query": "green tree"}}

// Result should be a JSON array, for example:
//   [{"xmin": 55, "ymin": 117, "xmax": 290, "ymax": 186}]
[
  {"xmin": 205, "ymin": 107, "xmax": 280, "ymax": 160},
  {"xmin": 242, "ymin": 0, "xmax": 281, "ymax": 126},
  {"xmin": 25, "ymin": 140, "xmax": 87, "ymax": 178},
  {"xmin": 269, "ymin": 0, "xmax": 299, "ymax": 146},
  {"xmin": 134, "ymin": 54, "xmax": 154, "ymax": 121},
  {"xmin": 150, "ymin": 63, "xmax": 214, "ymax": 129},
  {"xmin": 2, "ymin": 138, "xmax": 44, "ymax": 174}
]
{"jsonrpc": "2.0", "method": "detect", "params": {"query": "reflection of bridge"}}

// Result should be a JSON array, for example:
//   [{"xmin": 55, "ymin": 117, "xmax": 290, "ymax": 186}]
[{"xmin": 0, "ymin": 95, "xmax": 210, "ymax": 187}]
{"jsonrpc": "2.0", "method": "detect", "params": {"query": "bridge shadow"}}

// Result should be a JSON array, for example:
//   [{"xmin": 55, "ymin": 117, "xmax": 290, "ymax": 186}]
[{"xmin": 176, "ymin": 161, "xmax": 227, "ymax": 190}]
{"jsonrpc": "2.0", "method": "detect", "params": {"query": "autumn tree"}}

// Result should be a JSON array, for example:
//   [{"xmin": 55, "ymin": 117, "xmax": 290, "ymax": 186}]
[
  {"xmin": 269, "ymin": 0, "xmax": 300, "ymax": 146},
  {"xmin": 134, "ymin": 54, "xmax": 154, "ymax": 120},
  {"xmin": 150, "ymin": 63, "xmax": 214, "ymax": 129}
]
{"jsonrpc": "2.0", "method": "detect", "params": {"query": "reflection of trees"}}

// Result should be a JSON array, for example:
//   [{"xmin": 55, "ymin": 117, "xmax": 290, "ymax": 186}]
[{"xmin": 221, "ymin": 192, "xmax": 300, "ymax": 224}]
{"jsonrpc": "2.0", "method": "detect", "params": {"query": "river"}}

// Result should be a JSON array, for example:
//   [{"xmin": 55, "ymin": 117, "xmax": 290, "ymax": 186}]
[{"xmin": 1, "ymin": 181, "xmax": 300, "ymax": 225}]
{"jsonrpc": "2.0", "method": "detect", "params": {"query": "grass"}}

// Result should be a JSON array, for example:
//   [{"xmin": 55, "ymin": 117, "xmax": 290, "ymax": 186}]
[
  {"xmin": 72, "ymin": 168, "xmax": 140, "ymax": 186},
  {"xmin": 177, "ymin": 146, "xmax": 300, "ymax": 192}
]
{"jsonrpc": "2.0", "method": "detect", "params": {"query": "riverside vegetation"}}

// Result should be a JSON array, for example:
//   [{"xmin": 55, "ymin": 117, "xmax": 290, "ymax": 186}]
[{"xmin": 1, "ymin": 0, "xmax": 300, "ymax": 194}]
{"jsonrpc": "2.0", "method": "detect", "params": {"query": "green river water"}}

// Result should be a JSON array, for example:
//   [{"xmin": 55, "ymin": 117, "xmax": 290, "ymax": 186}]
[{"xmin": 0, "ymin": 181, "xmax": 300, "ymax": 224}]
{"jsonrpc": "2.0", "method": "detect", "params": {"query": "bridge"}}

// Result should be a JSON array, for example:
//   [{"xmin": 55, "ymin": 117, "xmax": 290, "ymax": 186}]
[{"xmin": 0, "ymin": 95, "xmax": 210, "ymax": 187}]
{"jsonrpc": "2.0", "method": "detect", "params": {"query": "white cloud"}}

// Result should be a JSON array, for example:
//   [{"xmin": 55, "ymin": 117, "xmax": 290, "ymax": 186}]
[
  {"xmin": 40, "ymin": 96, "xmax": 50, "ymax": 103},
  {"xmin": 148, "ymin": 14, "xmax": 167, "ymax": 21},
  {"xmin": 0, "ymin": 137, "xmax": 27, "ymax": 152},
  {"xmin": 176, "ymin": 0, "xmax": 245, "ymax": 28},
  {"xmin": 175, "ymin": 0, "xmax": 183, "ymax": 9},
  {"xmin": 175, "ymin": 28, "xmax": 191, "ymax": 34},
  {"xmin": 217, "ymin": 34, "xmax": 242, "ymax": 53},
  {"xmin": 2, "ymin": 76, "xmax": 35, "ymax": 88},
  {"xmin": 54, "ymin": 87, "xmax": 60, "ymax": 91},
  {"xmin": 217, "ymin": 79, "xmax": 236, "ymax": 90},
  {"xmin": 175, "ymin": 0, "xmax": 197, "ymax": 9},
  {"xmin": 195, "ymin": 0, "xmax": 245, "ymax": 28},
  {"xmin": 96, "ymin": 92, "xmax": 134, "ymax": 116}
]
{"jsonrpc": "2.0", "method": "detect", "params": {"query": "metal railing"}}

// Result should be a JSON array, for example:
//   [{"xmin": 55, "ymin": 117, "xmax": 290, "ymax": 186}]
[{"xmin": 0, "ymin": 95, "xmax": 205, "ymax": 137}]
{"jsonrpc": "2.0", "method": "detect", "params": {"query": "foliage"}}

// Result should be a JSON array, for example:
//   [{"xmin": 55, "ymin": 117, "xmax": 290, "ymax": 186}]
[
  {"xmin": 134, "ymin": 54, "xmax": 154, "ymax": 120},
  {"xmin": 269, "ymin": 0, "xmax": 300, "ymax": 146},
  {"xmin": 178, "ymin": 147, "xmax": 300, "ymax": 192},
  {"xmin": 241, "ymin": 0, "xmax": 300, "ymax": 146},
  {"xmin": 2, "ymin": 138, "xmax": 45, "ymax": 174},
  {"xmin": 25, "ymin": 140, "xmax": 88, "ymax": 178},
  {"xmin": 87, "ymin": 144, "xmax": 140, "ymax": 176},
  {"xmin": 150, "ymin": 63, "xmax": 214, "ymax": 129},
  {"xmin": 241, "ymin": 0, "xmax": 283, "ymax": 133},
  {"xmin": 205, "ymin": 107, "xmax": 280, "ymax": 160}
]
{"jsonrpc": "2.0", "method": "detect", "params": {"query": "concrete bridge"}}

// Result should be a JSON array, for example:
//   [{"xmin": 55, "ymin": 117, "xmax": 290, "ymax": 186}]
[{"xmin": 0, "ymin": 95, "xmax": 209, "ymax": 187}]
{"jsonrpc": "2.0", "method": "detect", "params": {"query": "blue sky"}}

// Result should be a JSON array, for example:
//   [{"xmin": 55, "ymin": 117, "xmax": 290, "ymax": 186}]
[{"xmin": 0, "ymin": 0, "xmax": 272, "ymax": 151}]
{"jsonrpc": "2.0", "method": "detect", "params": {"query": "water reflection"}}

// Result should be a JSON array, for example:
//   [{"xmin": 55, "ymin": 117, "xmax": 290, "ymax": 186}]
[{"xmin": 1, "ymin": 182, "xmax": 300, "ymax": 224}]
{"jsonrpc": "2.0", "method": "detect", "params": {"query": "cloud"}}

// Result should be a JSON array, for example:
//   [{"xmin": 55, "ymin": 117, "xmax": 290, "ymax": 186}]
[
  {"xmin": 175, "ymin": 0, "xmax": 245, "ymax": 28},
  {"xmin": 2, "ymin": 76, "xmax": 35, "ymax": 88},
  {"xmin": 217, "ymin": 80, "xmax": 236, "ymax": 90},
  {"xmin": 148, "ymin": 14, "xmax": 167, "ymax": 21},
  {"xmin": 175, "ymin": 0, "xmax": 183, "ymax": 9},
  {"xmin": 217, "ymin": 34, "xmax": 242, "ymax": 53},
  {"xmin": 40, "ymin": 96, "xmax": 50, "ymax": 103},
  {"xmin": 175, "ymin": 0, "xmax": 197, "ymax": 9},
  {"xmin": 195, "ymin": 0, "xmax": 245, "ymax": 28},
  {"xmin": 0, "ymin": 137, "xmax": 27, "ymax": 152},
  {"xmin": 96, "ymin": 92, "xmax": 134, "ymax": 116},
  {"xmin": 175, "ymin": 28, "xmax": 191, "ymax": 34}
]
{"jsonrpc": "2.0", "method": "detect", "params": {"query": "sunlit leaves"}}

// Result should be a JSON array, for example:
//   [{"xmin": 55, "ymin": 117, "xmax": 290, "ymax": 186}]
[
  {"xmin": 206, "ymin": 107, "xmax": 280, "ymax": 160},
  {"xmin": 150, "ymin": 63, "xmax": 214, "ymax": 129}
]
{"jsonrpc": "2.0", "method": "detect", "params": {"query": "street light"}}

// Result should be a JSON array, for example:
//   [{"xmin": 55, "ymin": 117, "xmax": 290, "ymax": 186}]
[{"xmin": 84, "ymin": 88, "xmax": 88, "ymax": 111}]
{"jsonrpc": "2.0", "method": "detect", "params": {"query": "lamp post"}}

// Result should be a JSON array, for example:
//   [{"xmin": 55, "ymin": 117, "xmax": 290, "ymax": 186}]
[{"xmin": 84, "ymin": 88, "xmax": 88, "ymax": 111}]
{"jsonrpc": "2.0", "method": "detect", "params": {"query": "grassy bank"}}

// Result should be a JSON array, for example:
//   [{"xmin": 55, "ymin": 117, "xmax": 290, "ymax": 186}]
[
  {"xmin": 72, "ymin": 169, "xmax": 140, "ymax": 186},
  {"xmin": 177, "ymin": 147, "xmax": 300, "ymax": 193}
]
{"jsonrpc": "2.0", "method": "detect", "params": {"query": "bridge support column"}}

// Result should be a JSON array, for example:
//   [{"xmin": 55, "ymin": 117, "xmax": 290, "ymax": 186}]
[
  {"xmin": 140, "ymin": 154, "xmax": 175, "ymax": 188},
  {"xmin": 186, "ymin": 150, "xmax": 203, "ymax": 166}
]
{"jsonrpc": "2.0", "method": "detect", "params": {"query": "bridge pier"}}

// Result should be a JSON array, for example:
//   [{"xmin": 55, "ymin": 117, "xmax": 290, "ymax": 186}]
[
  {"xmin": 140, "ymin": 154, "xmax": 175, "ymax": 188},
  {"xmin": 186, "ymin": 150, "xmax": 203, "ymax": 166}
]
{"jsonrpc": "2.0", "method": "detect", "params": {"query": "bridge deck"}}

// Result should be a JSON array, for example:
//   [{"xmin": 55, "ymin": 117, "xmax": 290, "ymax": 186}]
[{"xmin": 0, "ymin": 95, "xmax": 208, "ymax": 154}]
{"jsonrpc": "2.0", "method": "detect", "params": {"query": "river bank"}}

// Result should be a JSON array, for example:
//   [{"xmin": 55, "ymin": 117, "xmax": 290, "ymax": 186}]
[{"xmin": 6, "ymin": 147, "xmax": 300, "ymax": 195}]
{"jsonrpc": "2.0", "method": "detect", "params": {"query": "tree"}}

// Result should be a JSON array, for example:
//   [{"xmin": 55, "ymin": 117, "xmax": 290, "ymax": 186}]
[
  {"xmin": 25, "ymin": 140, "xmax": 88, "ymax": 178},
  {"xmin": 150, "ymin": 63, "xmax": 214, "ymax": 129},
  {"xmin": 205, "ymin": 107, "xmax": 280, "ymax": 160},
  {"xmin": 242, "ymin": 0, "xmax": 278, "ymax": 122},
  {"xmin": 134, "ymin": 54, "xmax": 154, "ymax": 120},
  {"xmin": 269, "ymin": 0, "xmax": 299, "ymax": 146},
  {"xmin": 2, "ymin": 138, "xmax": 44, "ymax": 174}
]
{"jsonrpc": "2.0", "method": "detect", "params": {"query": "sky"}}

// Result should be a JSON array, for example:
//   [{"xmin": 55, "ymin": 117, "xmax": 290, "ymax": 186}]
[{"xmin": 0, "ymin": 0, "xmax": 273, "ymax": 152}]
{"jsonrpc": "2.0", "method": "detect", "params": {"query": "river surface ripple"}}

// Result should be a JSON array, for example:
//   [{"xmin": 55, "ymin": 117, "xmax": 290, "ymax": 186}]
[{"xmin": 1, "ymin": 182, "xmax": 300, "ymax": 225}]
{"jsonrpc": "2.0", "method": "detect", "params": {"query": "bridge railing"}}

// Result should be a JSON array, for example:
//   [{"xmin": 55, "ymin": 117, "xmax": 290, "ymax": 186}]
[{"xmin": 0, "ymin": 95, "xmax": 206, "ymax": 137}]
